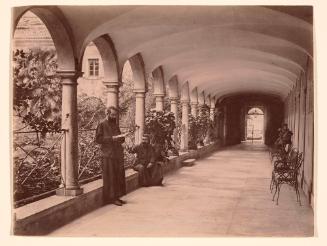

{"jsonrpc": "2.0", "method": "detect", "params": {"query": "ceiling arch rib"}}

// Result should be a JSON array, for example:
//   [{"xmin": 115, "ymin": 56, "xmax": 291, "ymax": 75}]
[
  {"xmin": 53, "ymin": 5, "xmax": 312, "ymax": 100},
  {"xmin": 75, "ymin": 6, "xmax": 311, "ymax": 59},
  {"xmin": 203, "ymin": 78, "xmax": 291, "ymax": 97},
  {"xmin": 158, "ymin": 46, "xmax": 303, "ymax": 81},
  {"xmin": 124, "ymin": 27, "xmax": 308, "ymax": 72},
  {"xmin": 183, "ymin": 68, "xmax": 294, "ymax": 90},
  {"xmin": 165, "ymin": 60, "xmax": 297, "ymax": 85},
  {"xmin": 212, "ymin": 84, "xmax": 288, "ymax": 99},
  {"xmin": 199, "ymin": 78, "xmax": 292, "ymax": 96},
  {"xmin": 173, "ymin": 65, "xmax": 295, "ymax": 88}
]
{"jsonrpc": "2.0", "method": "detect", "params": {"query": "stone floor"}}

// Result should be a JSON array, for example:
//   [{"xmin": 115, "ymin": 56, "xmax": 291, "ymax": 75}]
[{"xmin": 50, "ymin": 143, "xmax": 314, "ymax": 237}]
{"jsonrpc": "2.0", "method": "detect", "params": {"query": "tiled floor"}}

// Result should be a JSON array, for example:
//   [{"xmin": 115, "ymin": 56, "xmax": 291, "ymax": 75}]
[{"xmin": 50, "ymin": 143, "xmax": 314, "ymax": 237}]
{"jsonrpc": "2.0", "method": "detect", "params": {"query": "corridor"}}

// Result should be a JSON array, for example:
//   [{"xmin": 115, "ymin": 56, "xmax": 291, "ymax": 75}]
[{"xmin": 50, "ymin": 143, "xmax": 314, "ymax": 237}]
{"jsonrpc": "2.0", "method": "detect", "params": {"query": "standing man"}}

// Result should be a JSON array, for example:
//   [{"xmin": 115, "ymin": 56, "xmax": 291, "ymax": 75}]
[{"xmin": 95, "ymin": 106, "xmax": 127, "ymax": 206}]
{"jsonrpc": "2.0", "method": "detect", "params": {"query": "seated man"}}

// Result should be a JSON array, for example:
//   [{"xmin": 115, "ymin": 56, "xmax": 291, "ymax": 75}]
[
  {"xmin": 130, "ymin": 135, "xmax": 164, "ymax": 187},
  {"xmin": 281, "ymin": 124, "xmax": 293, "ymax": 145}
]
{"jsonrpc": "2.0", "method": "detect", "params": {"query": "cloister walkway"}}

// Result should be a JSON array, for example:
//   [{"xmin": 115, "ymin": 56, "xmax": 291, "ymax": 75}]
[{"xmin": 50, "ymin": 143, "xmax": 313, "ymax": 237}]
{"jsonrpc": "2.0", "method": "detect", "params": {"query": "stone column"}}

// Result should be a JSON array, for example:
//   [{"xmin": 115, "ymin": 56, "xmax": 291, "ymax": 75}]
[
  {"xmin": 191, "ymin": 102, "xmax": 198, "ymax": 117},
  {"xmin": 190, "ymin": 87, "xmax": 198, "ymax": 117},
  {"xmin": 223, "ymin": 106, "xmax": 228, "ymax": 145},
  {"xmin": 170, "ymin": 97, "xmax": 179, "ymax": 145},
  {"xmin": 170, "ymin": 97, "xmax": 179, "ymax": 124},
  {"xmin": 57, "ymin": 70, "xmax": 83, "ymax": 196},
  {"xmin": 103, "ymin": 81, "xmax": 120, "ymax": 109},
  {"xmin": 180, "ymin": 101, "xmax": 189, "ymax": 152},
  {"xmin": 154, "ymin": 94, "xmax": 164, "ymax": 111},
  {"xmin": 198, "ymin": 91, "xmax": 205, "ymax": 107},
  {"xmin": 210, "ymin": 97, "xmax": 215, "ymax": 121},
  {"xmin": 134, "ymin": 91, "xmax": 145, "ymax": 144}
]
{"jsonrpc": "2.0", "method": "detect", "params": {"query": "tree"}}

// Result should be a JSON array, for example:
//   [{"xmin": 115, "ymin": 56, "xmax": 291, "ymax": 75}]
[{"xmin": 13, "ymin": 48, "xmax": 62, "ymax": 135}]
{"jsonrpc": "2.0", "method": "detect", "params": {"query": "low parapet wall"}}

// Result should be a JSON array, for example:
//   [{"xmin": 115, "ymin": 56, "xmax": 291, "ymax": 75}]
[{"xmin": 13, "ymin": 142, "xmax": 220, "ymax": 235}]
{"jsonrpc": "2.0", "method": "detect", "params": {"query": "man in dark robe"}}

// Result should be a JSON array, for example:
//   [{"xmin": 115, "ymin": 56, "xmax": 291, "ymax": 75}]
[
  {"xmin": 280, "ymin": 123, "xmax": 293, "ymax": 147},
  {"xmin": 130, "ymin": 135, "xmax": 164, "ymax": 187},
  {"xmin": 95, "ymin": 106, "xmax": 127, "ymax": 206}
]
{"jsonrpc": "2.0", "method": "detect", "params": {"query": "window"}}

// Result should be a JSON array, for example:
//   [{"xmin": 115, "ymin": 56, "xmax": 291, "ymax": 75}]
[{"xmin": 88, "ymin": 58, "xmax": 99, "ymax": 77}]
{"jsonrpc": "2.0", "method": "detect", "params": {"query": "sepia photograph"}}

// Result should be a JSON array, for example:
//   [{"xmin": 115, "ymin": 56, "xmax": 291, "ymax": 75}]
[{"xmin": 2, "ymin": 1, "xmax": 323, "ymax": 241}]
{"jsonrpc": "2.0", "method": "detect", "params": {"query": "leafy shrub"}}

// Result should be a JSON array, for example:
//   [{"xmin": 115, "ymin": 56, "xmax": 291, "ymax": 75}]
[
  {"xmin": 188, "ymin": 114, "xmax": 198, "ymax": 150},
  {"xmin": 188, "ymin": 105, "xmax": 212, "ymax": 149},
  {"xmin": 145, "ymin": 110, "xmax": 178, "ymax": 156}
]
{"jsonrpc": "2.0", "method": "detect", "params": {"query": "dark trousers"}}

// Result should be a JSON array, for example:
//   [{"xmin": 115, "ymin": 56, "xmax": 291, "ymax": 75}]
[{"xmin": 133, "ymin": 162, "xmax": 163, "ymax": 187}]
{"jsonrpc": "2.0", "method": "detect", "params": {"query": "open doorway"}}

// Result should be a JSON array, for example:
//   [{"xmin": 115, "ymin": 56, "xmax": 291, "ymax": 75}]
[{"xmin": 246, "ymin": 107, "xmax": 264, "ymax": 142}]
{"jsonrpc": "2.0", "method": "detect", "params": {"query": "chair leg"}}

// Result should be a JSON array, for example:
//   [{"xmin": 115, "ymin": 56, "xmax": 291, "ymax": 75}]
[
  {"xmin": 270, "ymin": 172, "xmax": 275, "ymax": 192},
  {"xmin": 295, "ymin": 184, "xmax": 301, "ymax": 206},
  {"xmin": 273, "ymin": 182, "xmax": 278, "ymax": 201},
  {"xmin": 276, "ymin": 183, "xmax": 281, "ymax": 205},
  {"xmin": 298, "ymin": 190, "xmax": 302, "ymax": 206}
]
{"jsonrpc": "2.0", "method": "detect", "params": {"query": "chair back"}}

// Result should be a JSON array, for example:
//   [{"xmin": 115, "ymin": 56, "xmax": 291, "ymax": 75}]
[
  {"xmin": 287, "ymin": 148, "xmax": 298, "ymax": 164},
  {"xmin": 295, "ymin": 152, "xmax": 304, "ymax": 171},
  {"xmin": 289, "ymin": 148, "xmax": 303, "ymax": 172}
]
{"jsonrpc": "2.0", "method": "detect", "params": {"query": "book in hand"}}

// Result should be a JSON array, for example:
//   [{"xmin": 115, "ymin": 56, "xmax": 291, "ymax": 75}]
[{"xmin": 112, "ymin": 133, "xmax": 128, "ymax": 140}]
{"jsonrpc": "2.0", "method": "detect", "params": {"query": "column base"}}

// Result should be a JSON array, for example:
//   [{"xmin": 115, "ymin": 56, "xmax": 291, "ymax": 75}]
[{"xmin": 56, "ymin": 187, "xmax": 84, "ymax": 196}]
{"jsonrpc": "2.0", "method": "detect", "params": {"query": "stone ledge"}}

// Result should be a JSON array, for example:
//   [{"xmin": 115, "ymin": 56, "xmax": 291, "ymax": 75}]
[
  {"xmin": 13, "ymin": 142, "xmax": 220, "ymax": 235},
  {"xmin": 182, "ymin": 158, "xmax": 196, "ymax": 167}
]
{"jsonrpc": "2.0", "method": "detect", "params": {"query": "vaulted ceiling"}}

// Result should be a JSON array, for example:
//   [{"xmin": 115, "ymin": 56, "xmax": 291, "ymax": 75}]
[{"xmin": 14, "ymin": 5, "xmax": 313, "ymax": 100}]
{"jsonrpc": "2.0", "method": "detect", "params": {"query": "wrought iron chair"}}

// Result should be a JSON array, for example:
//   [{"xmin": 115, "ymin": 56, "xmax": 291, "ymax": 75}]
[
  {"xmin": 271, "ymin": 149, "xmax": 303, "ymax": 205},
  {"xmin": 269, "ymin": 145, "xmax": 293, "ymax": 192},
  {"xmin": 270, "ymin": 143, "xmax": 292, "ymax": 163}
]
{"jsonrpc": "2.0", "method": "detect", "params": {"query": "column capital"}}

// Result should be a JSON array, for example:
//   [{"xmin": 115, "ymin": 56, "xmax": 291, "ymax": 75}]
[
  {"xmin": 181, "ymin": 100, "xmax": 190, "ymax": 105},
  {"xmin": 133, "ymin": 89, "xmax": 146, "ymax": 94},
  {"xmin": 57, "ymin": 70, "xmax": 83, "ymax": 79},
  {"xmin": 191, "ymin": 102, "xmax": 198, "ymax": 106},
  {"xmin": 57, "ymin": 70, "xmax": 82, "ymax": 86},
  {"xmin": 155, "ymin": 96, "xmax": 164, "ymax": 101},
  {"xmin": 134, "ymin": 91, "xmax": 146, "ymax": 98},
  {"xmin": 170, "ymin": 97, "xmax": 179, "ymax": 102},
  {"xmin": 153, "ymin": 93, "xmax": 165, "ymax": 97},
  {"xmin": 102, "ymin": 81, "xmax": 122, "ymax": 88}
]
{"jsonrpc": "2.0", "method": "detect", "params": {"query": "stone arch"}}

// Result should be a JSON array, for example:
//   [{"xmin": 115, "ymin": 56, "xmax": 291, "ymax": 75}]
[
  {"xmin": 152, "ymin": 66, "xmax": 166, "ymax": 111},
  {"xmin": 127, "ymin": 53, "xmax": 147, "ymax": 93},
  {"xmin": 190, "ymin": 87, "xmax": 199, "ymax": 104},
  {"xmin": 181, "ymin": 81, "xmax": 190, "ymax": 103},
  {"xmin": 205, "ymin": 94, "xmax": 211, "ymax": 107},
  {"xmin": 248, "ymin": 107, "xmax": 264, "ymax": 115},
  {"xmin": 168, "ymin": 75, "xmax": 180, "ymax": 99},
  {"xmin": 211, "ymin": 95, "xmax": 217, "ymax": 109},
  {"xmin": 13, "ymin": 7, "xmax": 76, "ymax": 71},
  {"xmin": 152, "ymin": 66, "xmax": 166, "ymax": 96},
  {"xmin": 198, "ymin": 91, "xmax": 205, "ymax": 106},
  {"xmin": 190, "ymin": 87, "xmax": 199, "ymax": 117},
  {"xmin": 79, "ymin": 34, "xmax": 120, "ymax": 82}
]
